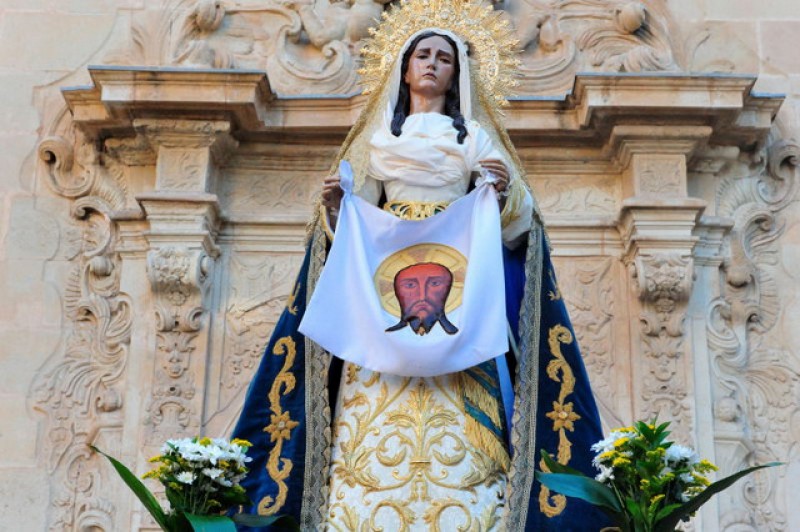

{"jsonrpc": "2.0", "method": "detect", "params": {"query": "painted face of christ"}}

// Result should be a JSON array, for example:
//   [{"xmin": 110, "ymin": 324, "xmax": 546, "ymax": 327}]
[{"xmin": 385, "ymin": 262, "xmax": 459, "ymax": 336}]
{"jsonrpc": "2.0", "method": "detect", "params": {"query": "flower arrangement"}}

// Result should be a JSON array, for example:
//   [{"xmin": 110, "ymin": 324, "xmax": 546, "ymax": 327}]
[
  {"xmin": 93, "ymin": 437, "xmax": 297, "ymax": 531},
  {"xmin": 535, "ymin": 420, "xmax": 781, "ymax": 532}
]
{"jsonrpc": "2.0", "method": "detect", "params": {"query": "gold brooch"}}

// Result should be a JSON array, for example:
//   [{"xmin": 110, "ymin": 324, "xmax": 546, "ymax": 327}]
[{"xmin": 358, "ymin": 0, "xmax": 520, "ymax": 107}]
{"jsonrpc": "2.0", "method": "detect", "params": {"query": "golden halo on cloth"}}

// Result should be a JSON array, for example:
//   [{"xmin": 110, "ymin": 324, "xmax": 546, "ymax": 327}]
[
  {"xmin": 358, "ymin": 0, "xmax": 520, "ymax": 107},
  {"xmin": 374, "ymin": 243, "xmax": 468, "ymax": 318}
]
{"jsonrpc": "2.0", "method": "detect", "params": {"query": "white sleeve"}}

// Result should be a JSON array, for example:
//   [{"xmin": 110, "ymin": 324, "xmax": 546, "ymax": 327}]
[
  {"xmin": 468, "ymin": 122, "xmax": 532, "ymax": 247},
  {"xmin": 467, "ymin": 122, "xmax": 504, "ymax": 175},
  {"xmin": 501, "ymin": 187, "xmax": 533, "ymax": 248}
]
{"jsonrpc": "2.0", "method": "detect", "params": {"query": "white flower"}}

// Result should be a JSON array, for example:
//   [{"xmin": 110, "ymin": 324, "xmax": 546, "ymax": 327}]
[
  {"xmin": 665, "ymin": 444, "xmax": 699, "ymax": 466},
  {"xmin": 175, "ymin": 472, "xmax": 196, "ymax": 484},
  {"xmin": 595, "ymin": 465, "xmax": 615, "ymax": 484},
  {"xmin": 679, "ymin": 472, "xmax": 694, "ymax": 484},
  {"xmin": 202, "ymin": 468, "xmax": 224, "ymax": 480}
]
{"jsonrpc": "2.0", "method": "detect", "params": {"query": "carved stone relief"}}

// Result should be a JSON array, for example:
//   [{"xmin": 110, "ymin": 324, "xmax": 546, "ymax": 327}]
[
  {"xmin": 221, "ymin": 169, "xmax": 318, "ymax": 220},
  {"xmin": 31, "ymin": 126, "xmax": 132, "ymax": 531},
  {"xmin": 101, "ymin": 0, "xmax": 679, "ymax": 96},
  {"xmin": 144, "ymin": 246, "xmax": 215, "ymax": 444},
  {"xmin": 499, "ymin": 0, "xmax": 679, "ymax": 93},
  {"xmin": 631, "ymin": 252, "xmax": 694, "ymax": 439},
  {"xmin": 219, "ymin": 252, "xmax": 301, "ymax": 407},
  {"xmin": 552, "ymin": 257, "xmax": 626, "ymax": 428},
  {"xmin": 532, "ymin": 174, "xmax": 618, "ymax": 216},
  {"xmin": 705, "ymin": 139, "xmax": 800, "ymax": 531}
]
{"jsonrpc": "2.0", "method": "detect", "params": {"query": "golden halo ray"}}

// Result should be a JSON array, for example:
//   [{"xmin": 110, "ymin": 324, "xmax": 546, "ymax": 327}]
[{"xmin": 358, "ymin": 0, "xmax": 521, "ymax": 108}]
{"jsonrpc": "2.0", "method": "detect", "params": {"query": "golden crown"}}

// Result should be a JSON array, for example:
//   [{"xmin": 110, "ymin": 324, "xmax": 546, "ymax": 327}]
[{"xmin": 358, "ymin": 0, "xmax": 520, "ymax": 107}]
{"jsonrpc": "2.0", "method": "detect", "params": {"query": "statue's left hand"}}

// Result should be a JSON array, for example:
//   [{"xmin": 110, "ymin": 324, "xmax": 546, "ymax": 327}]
[{"xmin": 479, "ymin": 159, "xmax": 509, "ymax": 193}]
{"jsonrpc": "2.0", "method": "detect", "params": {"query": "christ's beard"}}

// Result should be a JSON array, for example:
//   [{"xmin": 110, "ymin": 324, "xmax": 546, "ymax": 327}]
[
  {"xmin": 406, "ymin": 311, "xmax": 440, "ymax": 336},
  {"xmin": 385, "ymin": 302, "xmax": 459, "ymax": 336}
]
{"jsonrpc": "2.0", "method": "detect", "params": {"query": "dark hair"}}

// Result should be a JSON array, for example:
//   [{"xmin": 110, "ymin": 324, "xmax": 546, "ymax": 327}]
[{"xmin": 390, "ymin": 31, "xmax": 468, "ymax": 144}]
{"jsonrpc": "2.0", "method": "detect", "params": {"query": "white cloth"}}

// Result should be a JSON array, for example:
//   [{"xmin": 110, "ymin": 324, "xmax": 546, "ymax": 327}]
[
  {"xmin": 300, "ymin": 161, "xmax": 508, "ymax": 377},
  {"xmin": 369, "ymin": 113, "xmax": 500, "ymax": 203},
  {"xmin": 358, "ymin": 113, "xmax": 534, "ymax": 244}
]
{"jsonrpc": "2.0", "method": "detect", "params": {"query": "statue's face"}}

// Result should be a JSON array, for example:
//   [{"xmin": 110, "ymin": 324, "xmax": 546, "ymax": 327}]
[
  {"xmin": 403, "ymin": 35, "xmax": 456, "ymax": 99},
  {"xmin": 393, "ymin": 262, "xmax": 453, "ymax": 334}
]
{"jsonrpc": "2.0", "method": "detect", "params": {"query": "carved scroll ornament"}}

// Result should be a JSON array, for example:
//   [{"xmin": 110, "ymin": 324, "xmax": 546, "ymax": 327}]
[
  {"xmin": 102, "ymin": 0, "xmax": 679, "ymax": 96},
  {"xmin": 706, "ymin": 139, "xmax": 800, "ymax": 530},
  {"xmin": 31, "ymin": 132, "xmax": 132, "ymax": 531}
]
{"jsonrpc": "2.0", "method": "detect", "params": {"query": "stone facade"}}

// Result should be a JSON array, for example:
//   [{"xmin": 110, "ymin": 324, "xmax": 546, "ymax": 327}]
[{"xmin": 1, "ymin": 1, "xmax": 799, "ymax": 531}]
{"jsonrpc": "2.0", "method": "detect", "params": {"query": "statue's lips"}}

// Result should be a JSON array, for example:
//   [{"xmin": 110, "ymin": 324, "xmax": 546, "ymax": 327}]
[{"xmin": 422, "ymin": 73, "xmax": 437, "ymax": 80}]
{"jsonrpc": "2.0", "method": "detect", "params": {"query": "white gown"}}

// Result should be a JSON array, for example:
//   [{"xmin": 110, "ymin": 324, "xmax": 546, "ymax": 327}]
[{"xmin": 325, "ymin": 114, "xmax": 533, "ymax": 531}]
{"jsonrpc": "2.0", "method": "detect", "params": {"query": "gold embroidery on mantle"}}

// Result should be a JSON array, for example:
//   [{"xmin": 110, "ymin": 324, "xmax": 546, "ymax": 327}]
[
  {"xmin": 547, "ymin": 269, "xmax": 563, "ymax": 301},
  {"xmin": 539, "ymin": 324, "xmax": 581, "ymax": 518},
  {"xmin": 258, "ymin": 336, "xmax": 300, "ymax": 516},
  {"xmin": 383, "ymin": 199, "xmax": 450, "ymax": 220},
  {"xmin": 286, "ymin": 282, "xmax": 300, "ymax": 315},
  {"xmin": 327, "ymin": 367, "xmax": 505, "ymax": 529}
]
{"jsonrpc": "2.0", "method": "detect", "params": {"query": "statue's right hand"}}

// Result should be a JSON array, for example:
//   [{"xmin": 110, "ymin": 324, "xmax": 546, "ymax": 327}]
[{"xmin": 321, "ymin": 174, "xmax": 343, "ymax": 210}]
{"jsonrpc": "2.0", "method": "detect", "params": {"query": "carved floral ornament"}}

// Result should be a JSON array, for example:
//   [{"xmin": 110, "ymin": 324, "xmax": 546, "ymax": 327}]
[{"xmin": 103, "ymin": 0, "xmax": 679, "ymax": 95}]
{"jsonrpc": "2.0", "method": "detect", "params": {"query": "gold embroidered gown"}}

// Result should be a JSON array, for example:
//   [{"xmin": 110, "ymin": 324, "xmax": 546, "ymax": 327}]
[{"xmin": 325, "ymin": 113, "xmax": 533, "ymax": 531}]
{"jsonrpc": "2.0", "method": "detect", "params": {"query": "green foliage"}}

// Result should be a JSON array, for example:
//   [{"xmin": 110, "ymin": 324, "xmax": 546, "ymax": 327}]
[
  {"xmin": 91, "ymin": 446, "xmax": 172, "ymax": 531},
  {"xmin": 92, "ymin": 438, "xmax": 297, "ymax": 532},
  {"xmin": 534, "ymin": 420, "xmax": 783, "ymax": 532}
]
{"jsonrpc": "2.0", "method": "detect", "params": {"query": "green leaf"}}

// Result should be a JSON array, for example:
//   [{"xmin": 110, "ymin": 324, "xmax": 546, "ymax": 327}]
[
  {"xmin": 232, "ymin": 513, "xmax": 301, "ymax": 531},
  {"xmin": 624, "ymin": 497, "xmax": 645, "ymax": 525},
  {"xmin": 185, "ymin": 514, "xmax": 237, "ymax": 532},
  {"xmin": 654, "ymin": 463, "xmax": 783, "ymax": 532},
  {"xmin": 535, "ymin": 471, "xmax": 622, "ymax": 513},
  {"xmin": 90, "ymin": 446, "xmax": 172, "ymax": 531},
  {"xmin": 654, "ymin": 503, "xmax": 682, "ymax": 521},
  {"xmin": 539, "ymin": 449, "xmax": 586, "ymax": 476}
]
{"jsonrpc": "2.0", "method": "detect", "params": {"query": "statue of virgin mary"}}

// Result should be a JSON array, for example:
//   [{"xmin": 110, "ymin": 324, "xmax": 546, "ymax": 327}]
[{"xmin": 232, "ymin": 1, "xmax": 610, "ymax": 530}]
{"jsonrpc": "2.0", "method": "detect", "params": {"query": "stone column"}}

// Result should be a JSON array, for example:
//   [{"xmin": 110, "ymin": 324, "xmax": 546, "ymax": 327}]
[{"xmin": 614, "ymin": 125, "xmax": 709, "ymax": 442}]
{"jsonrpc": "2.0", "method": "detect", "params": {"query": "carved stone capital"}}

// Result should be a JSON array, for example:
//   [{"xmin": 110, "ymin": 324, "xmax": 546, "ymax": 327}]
[
  {"xmin": 146, "ymin": 246, "xmax": 213, "ymax": 332},
  {"xmin": 632, "ymin": 252, "xmax": 694, "ymax": 337},
  {"xmin": 134, "ymin": 119, "xmax": 238, "ymax": 192}
]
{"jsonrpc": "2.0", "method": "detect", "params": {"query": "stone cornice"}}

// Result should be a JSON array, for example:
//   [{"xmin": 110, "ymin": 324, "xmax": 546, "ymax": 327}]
[{"xmin": 63, "ymin": 67, "xmax": 782, "ymax": 150}]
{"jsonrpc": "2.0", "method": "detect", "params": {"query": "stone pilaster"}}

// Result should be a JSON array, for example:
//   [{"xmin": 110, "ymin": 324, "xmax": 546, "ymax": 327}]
[
  {"xmin": 134, "ymin": 119, "xmax": 236, "ymax": 445},
  {"xmin": 614, "ymin": 125, "xmax": 709, "ymax": 442}
]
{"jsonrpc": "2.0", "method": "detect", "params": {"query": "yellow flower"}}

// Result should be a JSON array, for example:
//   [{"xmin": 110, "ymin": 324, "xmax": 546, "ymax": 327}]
[
  {"xmin": 598, "ymin": 450, "xmax": 616, "ymax": 462},
  {"xmin": 613, "ymin": 457, "xmax": 631, "ymax": 468},
  {"xmin": 199, "ymin": 437, "xmax": 212, "ymax": 446},
  {"xmin": 148, "ymin": 455, "xmax": 163, "ymax": 463},
  {"xmin": 613, "ymin": 437, "xmax": 630, "ymax": 448},
  {"xmin": 265, "ymin": 411, "xmax": 299, "ymax": 443},
  {"xmin": 545, "ymin": 401, "xmax": 581, "ymax": 431},
  {"xmin": 231, "ymin": 438, "xmax": 252, "ymax": 447},
  {"xmin": 651, "ymin": 494, "xmax": 665, "ymax": 505},
  {"xmin": 692, "ymin": 473, "xmax": 711, "ymax": 486},
  {"xmin": 698, "ymin": 459, "xmax": 718, "ymax": 472}
]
